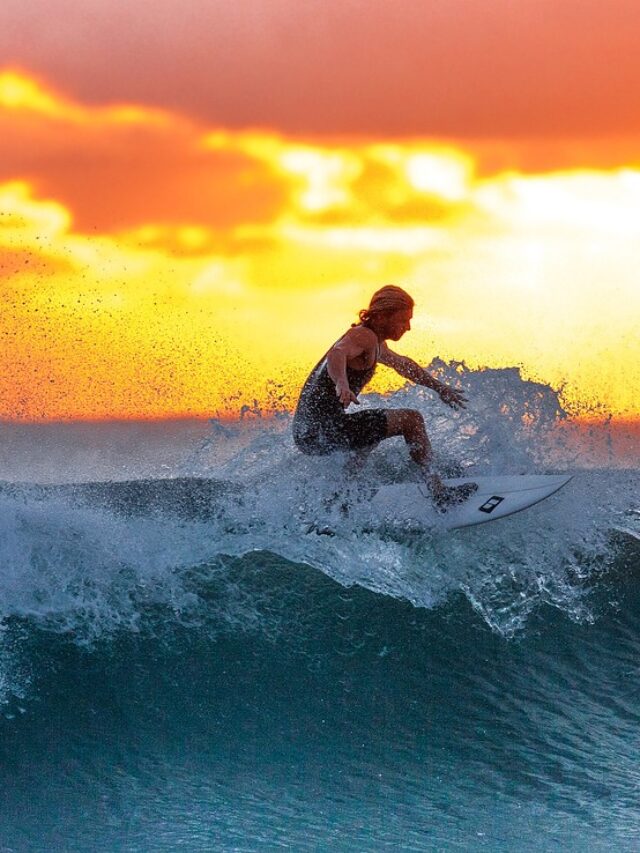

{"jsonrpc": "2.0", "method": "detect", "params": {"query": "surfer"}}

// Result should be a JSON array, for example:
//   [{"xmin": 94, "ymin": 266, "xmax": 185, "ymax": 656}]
[{"xmin": 293, "ymin": 285, "xmax": 478, "ymax": 509}]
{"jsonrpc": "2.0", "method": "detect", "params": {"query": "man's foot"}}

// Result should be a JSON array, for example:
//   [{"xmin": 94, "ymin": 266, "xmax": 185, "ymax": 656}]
[
  {"xmin": 438, "ymin": 460, "xmax": 465, "ymax": 478},
  {"xmin": 429, "ymin": 479, "xmax": 478, "ymax": 512}
]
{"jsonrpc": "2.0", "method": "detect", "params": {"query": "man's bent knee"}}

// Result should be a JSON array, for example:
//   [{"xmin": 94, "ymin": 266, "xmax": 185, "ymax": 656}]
[{"xmin": 385, "ymin": 408, "xmax": 425, "ymax": 437}]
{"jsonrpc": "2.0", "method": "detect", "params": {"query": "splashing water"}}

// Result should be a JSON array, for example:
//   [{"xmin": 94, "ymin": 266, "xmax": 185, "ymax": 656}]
[{"xmin": 0, "ymin": 363, "xmax": 635, "ymax": 677}]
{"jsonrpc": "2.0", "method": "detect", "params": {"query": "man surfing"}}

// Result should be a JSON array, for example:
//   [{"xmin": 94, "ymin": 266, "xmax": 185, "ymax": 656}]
[{"xmin": 293, "ymin": 285, "xmax": 478, "ymax": 509}]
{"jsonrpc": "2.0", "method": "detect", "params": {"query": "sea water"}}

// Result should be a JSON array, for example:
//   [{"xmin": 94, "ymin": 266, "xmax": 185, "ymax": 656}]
[{"xmin": 0, "ymin": 365, "xmax": 638, "ymax": 851}]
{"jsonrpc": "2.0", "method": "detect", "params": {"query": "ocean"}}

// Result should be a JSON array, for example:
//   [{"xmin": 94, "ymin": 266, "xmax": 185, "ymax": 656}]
[{"xmin": 0, "ymin": 366, "xmax": 638, "ymax": 851}]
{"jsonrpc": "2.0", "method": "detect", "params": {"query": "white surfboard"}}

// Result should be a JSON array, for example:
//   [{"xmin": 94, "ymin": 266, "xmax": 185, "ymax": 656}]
[{"xmin": 371, "ymin": 474, "xmax": 573, "ymax": 530}]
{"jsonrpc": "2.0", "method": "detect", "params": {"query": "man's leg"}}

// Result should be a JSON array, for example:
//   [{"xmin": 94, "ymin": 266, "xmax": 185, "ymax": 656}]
[
  {"xmin": 341, "ymin": 410, "xmax": 389, "ymax": 480},
  {"xmin": 385, "ymin": 409, "xmax": 434, "ymax": 468},
  {"xmin": 385, "ymin": 409, "xmax": 476, "ymax": 507}
]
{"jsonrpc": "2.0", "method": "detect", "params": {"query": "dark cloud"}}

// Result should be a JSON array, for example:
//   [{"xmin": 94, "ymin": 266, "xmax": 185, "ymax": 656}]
[
  {"xmin": 0, "ymin": 110, "xmax": 288, "ymax": 232},
  {"xmin": 1, "ymin": 0, "xmax": 640, "ymax": 139}
]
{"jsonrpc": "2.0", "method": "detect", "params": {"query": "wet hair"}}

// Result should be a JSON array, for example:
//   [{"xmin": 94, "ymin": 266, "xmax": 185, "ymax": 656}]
[{"xmin": 355, "ymin": 285, "xmax": 414, "ymax": 327}]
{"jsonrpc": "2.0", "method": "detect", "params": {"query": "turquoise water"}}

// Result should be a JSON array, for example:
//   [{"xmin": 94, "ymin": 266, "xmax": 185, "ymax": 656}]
[
  {"xmin": 0, "ymin": 366, "xmax": 638, "ymax": 850},
  {"xmin": 1, "ymin": 545, "xmax": 640, "ymax": 851}
]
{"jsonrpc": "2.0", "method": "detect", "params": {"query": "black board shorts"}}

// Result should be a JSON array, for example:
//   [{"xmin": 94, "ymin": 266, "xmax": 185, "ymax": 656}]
[{"xmin": 294, "ymin": 409, "xmax": 388, "ymax": 456}]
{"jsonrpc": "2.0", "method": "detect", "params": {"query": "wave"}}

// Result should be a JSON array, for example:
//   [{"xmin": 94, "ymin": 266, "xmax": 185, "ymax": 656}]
[
  {"xmin": 2, "ymin": 542, "xmax": 640, "ymax": 849},
  {"xmin": 0, "ymin": 474, "xmax": 637, "ymax": 710},
  {"xmin": 0, "ymin": 363, "xmax": 637, "ymax": 706},
  {"xmin": 1, "ymin": 366, "xmax": 639, "ymax": 850}
]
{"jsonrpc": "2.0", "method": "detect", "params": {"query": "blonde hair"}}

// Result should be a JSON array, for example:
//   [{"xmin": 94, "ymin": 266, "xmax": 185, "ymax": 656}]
[{"xmin": 356, "ymin": 285, "xmax": 414, "ymax": 327}]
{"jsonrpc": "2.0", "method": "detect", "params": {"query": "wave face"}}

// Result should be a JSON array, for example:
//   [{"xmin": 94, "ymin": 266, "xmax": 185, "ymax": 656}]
[{"xmin": 1, "ymin": 365, "xmax": 639, "ymax": 850}]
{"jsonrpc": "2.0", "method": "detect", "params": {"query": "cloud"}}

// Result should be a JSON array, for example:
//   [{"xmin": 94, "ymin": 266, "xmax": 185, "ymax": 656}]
[
  {"xmin": 0, "ymin": 71, "xmax": 289, "ymax": 234},
  {"xmin": 0, "ymin": 72, "xmax": 478, "ymax": 242},
  {"xmin": 2, "ymin": 0, "xmax": 640, "ymax": 146}
]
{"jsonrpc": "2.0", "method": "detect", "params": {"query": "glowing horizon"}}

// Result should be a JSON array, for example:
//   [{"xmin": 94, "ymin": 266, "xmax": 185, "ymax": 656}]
[{"xmin": 1, "ymin": 69, "xmax": 639, "ymax": 421}]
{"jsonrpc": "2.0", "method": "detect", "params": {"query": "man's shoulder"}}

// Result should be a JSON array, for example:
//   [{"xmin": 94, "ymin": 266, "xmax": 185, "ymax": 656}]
[{"xmin": 344, "ymin": 325, "xmax": 378, "ymax": 347}]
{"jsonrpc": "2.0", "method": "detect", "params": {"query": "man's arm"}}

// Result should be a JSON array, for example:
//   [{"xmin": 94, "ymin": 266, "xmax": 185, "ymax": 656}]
[
  {"xmin": 378, "ymin": 343, "xmax": 468, "ymax": 410},
  {"xmin": 327, "ymin": 345, "xmax": 358, "ymax": 407},
  {"xmin": 326, "ymin": 327, "xmax": 377, "ymax": 407}
]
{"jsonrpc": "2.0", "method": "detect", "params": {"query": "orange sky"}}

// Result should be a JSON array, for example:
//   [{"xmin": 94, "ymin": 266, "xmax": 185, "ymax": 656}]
[
  {"xmin": 3, "ymin": 0, "xmax": 640, "ymax": 143},
  {"xmin": 1, "ymin": 2, "xmax": 640, "ymax": 421}
]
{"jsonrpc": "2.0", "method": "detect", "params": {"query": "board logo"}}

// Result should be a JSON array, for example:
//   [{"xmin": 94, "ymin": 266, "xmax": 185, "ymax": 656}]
[{"xmin": 479, "ymin": 495, "xmax": 505, "ymax": 514}]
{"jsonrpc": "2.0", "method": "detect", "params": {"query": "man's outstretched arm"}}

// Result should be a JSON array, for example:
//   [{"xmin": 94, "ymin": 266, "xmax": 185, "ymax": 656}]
[{"xmin": 378, "ymin": 344, "xmax": 468, "ymax": 410}]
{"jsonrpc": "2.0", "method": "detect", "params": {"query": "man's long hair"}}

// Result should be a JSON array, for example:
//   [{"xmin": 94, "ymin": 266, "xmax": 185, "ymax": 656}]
[{"xmin": 356, "ymin": 285, "xmax": 414, "ymax": 327}]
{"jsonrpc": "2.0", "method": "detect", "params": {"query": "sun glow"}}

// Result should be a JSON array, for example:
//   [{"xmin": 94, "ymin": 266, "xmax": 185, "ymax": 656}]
[
  {"xmin": 406, "ymin": 152, "xmax": 472, "ymax": 201},
  {"xmin": 277, "ymin": 147, "xmax": 361, "ymax": 212}
]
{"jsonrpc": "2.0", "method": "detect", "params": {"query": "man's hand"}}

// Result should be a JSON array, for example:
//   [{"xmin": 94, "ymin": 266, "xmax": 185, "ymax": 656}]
[
  {"xmin": 335, "ymin": 379, "xmax": 359, "ymax": 408},
  {"xmin": 438, "ymin": 385, "xmax": 468, "ymax": 410}
]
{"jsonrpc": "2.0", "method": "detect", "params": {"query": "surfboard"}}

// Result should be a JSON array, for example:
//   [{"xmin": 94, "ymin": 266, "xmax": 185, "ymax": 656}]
[{"xmin": 370, "ymin": 474, "xmax": 573, "ymax": 530}]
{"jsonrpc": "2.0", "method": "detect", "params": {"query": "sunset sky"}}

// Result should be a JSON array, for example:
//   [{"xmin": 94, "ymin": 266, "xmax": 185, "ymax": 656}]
[{"xmin": 1, "ymin": 0, "xmax": 639, "ymax": 420}]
